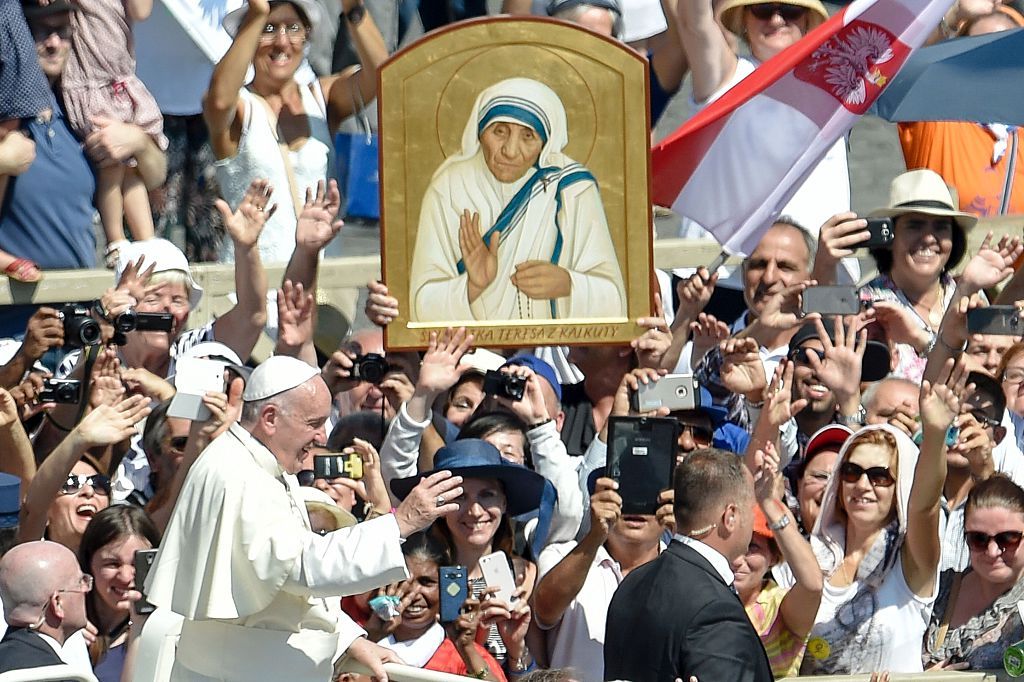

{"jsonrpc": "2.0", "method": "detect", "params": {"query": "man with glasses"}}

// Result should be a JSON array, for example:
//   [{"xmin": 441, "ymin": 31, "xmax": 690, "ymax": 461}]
[
  {"xmin": 0, "ymin": 540, "xmax": 91, "ymax": 674},
  {"xmin": 0, "ymin": 0, "xmax": 167, "ymax": 339}
]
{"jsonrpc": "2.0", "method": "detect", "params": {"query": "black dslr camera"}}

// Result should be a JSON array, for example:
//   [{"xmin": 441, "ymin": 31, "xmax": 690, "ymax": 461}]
[
  {"xmin": 109, "ymin": 309, "xmax": 174, "ymax": 345},
  {"xmin": 482, "ymin": 370, "xmax": 526, "ymax": 402},
  {"xmin": 58, "ymin": 304, "xmax": 101, "ymax": 349},
  {"xmin": 350, "ymin": 353, "xmax": 390, "ymax": 385}
]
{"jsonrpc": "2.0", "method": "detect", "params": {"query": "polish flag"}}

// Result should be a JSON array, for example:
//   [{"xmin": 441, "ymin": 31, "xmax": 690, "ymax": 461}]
[{"xmin": 652, "ymin": 0, "xmax": 949, "ymax": 257}]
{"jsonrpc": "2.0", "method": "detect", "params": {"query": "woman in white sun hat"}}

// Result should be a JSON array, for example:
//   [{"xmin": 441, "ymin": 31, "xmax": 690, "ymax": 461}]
[{"xmin": 208, "ymin": 0, "xmax": 387, "ymax": 265}]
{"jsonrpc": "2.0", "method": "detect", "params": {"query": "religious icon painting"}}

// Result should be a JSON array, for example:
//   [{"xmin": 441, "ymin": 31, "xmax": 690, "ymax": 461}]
[{"xmin": 379, "ymin": 17, "xmax": 654, "ymax": 350}]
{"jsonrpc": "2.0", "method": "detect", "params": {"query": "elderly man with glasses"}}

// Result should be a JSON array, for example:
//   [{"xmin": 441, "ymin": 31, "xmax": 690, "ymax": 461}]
[{"xmin": 0, "ymin": 540, "xmax": 92, "ymax": 674}]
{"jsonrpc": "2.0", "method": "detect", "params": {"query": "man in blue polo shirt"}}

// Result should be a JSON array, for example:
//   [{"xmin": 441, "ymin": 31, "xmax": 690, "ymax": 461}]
[{"xmin": 0, "ymin": 0, "xmax": 167, "ymax": 338}]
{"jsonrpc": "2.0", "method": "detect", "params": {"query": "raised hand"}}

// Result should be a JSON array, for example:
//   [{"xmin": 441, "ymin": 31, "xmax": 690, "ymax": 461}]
[
  {"xmin": 392, "ymin": 471, "xmax": 464, "ymax": 538},
  {"xmin": 0, "ymin": 388, "xmax": 19, "ymax": 429},
  {"xmin": 871, "ymin": 301, "xmax": 933, "ymax": 352},
  {"xmin": 112, "ymin": 256, "xmax": 155, "ymax": 302},
  {"xmin": 75, "ymin": 394, "xmax": 151, "ymax": 447},
  {"xmin": 19, "ymin": 307, "xmax": 64, "ymax": 361},
  {"xmin": 675, "ymin": 267, "xmax": 718, "ymax": 322},
  {"xmin": 459, "ymin": 210, "xmax": 497, "ymax": 302},
  {"xmin": 416, "ymin": 328, "xmax": 474, "ymax": 394},
  {"xmin": 811, "ymin": 213, "xmax": 869, "ymax": 284},
  {"xmin": 719, "ymin": 337, "xmax": 767, "ymax": 401},
  {"xmin": 216, "ymin": 178, "xmax": 276, "ymax": 248},
  {"xmin": 764, "ymin": 359, "xmax": 806, "ymax": 428},
  {"xmin": 755, "ymin": 281, "xmax": 818, "ymax": 333},
  {"xmin": 960, "ymin": 232, "xmax": 1023, "ymax": 294},
  {"xmin": 588, "ymin": 477, "xmax": 623, "ymax": 539},
  {"xmin": 276, "ymin": 280, "xmax": 314, "ymax": 350},
  {"xmin": 295, "ymin": 180, "xmax": 343, "ymax": 252},
  {"xmin": 752, "ymin": 441, "xmax": 785, "ymax": 504},
  {"xmin": 951, "ymin": 412, "xmax": 995, "ymax": 481},
  {"xmin": 805, "ymin": 315, "xmax": 867, "ymax": 407},
  {"xmin": 89, "ymin": 348, "xmax": 124, "ymax": 409},
  {"xmin": 632, "ymin": 293, "xmax": 672, "ymax": 369},
  {"xmin": 120, "ymin": 367, "xmax": 175, "ymax": 401},
  {"xmin": 689, "ymin": 312, "xmax": 730, "ymax": 370},
  {"xmin": 609, "ymin": 367, "xmax": 669, "ymax": 419},
  {"xmin": 920, "ymin": 358, "xmax": 970, "ymax": 435}
]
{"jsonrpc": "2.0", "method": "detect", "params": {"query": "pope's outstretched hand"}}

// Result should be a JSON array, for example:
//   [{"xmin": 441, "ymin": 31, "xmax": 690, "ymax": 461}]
[{"xmin": 392, "ymin": 471, "xmax": 463, "ymax": 538}]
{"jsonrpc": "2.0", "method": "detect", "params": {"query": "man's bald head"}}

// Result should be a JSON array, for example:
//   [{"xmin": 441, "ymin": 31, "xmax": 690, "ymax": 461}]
[{"xmin": 0, "ymin": 541, "xmax": 80, "ymax": 627}]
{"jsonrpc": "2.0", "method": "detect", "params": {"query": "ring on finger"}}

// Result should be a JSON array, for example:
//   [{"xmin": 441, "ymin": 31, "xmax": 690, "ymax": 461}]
[{"xmin": 435, "ymin": 495, "xmax": 446, "ymax": 508}]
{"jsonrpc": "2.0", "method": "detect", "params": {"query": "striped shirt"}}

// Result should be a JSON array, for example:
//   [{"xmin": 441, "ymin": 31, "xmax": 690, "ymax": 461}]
[{"xmin": 745, "ymin": 579, "xmax": 807, "ymax": 678}]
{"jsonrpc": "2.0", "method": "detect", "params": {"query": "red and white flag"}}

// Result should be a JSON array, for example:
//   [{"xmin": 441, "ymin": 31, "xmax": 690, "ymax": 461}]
[{"xmin": 652, "ymin": 0, "xmax": 948, "ymax": 256}]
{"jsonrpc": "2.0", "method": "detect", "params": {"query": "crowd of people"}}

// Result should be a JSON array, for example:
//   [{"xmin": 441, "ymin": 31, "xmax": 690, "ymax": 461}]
[{"xmin": 1, "ymin": 0, "xmax": 1024, "ymax": 680}]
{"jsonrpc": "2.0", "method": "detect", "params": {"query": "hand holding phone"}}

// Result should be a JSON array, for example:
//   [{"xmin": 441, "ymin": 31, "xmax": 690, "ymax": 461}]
[
  {"xmin": 967, "ymin": 306, "xmax": 1024, "ymax": 337},
  {"xmin": 133, "ymin": 548, "xmax": 159, "ymax": 616},
  {"xmin": 438, "ymin": 565, "xmax": 469, "ymax": 623},
  {"xmin": 800, "ymin": 286, "xmax": 865, "ymax": 316},
  {"xmin": 479, "ymin": 551, "xmax": 517, "ymax": 605},
  {"xmin": 853, "ymin": 218, "xmax": 894, "ymax": 249},
  {"xmin": 607, "ymin": 416, "xmax": 680, "ymax": 515}
]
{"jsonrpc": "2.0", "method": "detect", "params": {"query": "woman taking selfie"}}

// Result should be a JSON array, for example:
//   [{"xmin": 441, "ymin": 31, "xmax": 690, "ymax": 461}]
[{"xmin": 78, "ymin": 505, "xmax": 161, "ymax": 682}]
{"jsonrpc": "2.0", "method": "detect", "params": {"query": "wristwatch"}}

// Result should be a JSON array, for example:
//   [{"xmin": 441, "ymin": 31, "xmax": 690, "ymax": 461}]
[
  {"xmin": 768, "ymin": 514, "xmax": 791, "ymax": 532},
  {"xmin": 344, "ymin": 2, "xmax": 366, "ymax": 25},
  {"xmin": 836, "ymin": 404, "xmax": 866, "ymax": 427}
]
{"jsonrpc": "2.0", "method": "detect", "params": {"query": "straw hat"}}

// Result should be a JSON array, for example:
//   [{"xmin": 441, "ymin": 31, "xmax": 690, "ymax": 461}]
[
  {"xmin": 717, "ymin": 0, "xmax": 829, "ymax": 36},
  {"xmin": 869, "ymin": 169, "xmax": 977, "ymax": 269}
]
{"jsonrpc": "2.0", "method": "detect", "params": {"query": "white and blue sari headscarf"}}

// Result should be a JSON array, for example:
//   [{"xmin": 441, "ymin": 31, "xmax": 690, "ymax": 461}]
[{"xmin": 441, "ymin": 78, "xmax": 597, "ymax": 318}]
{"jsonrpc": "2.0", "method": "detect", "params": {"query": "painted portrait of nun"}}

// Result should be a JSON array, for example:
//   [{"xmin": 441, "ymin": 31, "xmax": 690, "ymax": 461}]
[{"xmin": 408, "ymin": 77, "xmax": 626, "ymax": 322}]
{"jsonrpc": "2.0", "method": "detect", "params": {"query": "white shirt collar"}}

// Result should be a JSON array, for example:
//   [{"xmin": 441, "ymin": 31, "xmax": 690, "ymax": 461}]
[
  {"xmin": 33, "ymin": 630, "xmax": 66, "ymax": 658},
  {"xmin": 673, "ymin": 534, "xmax": 735, "ymax": 586}
]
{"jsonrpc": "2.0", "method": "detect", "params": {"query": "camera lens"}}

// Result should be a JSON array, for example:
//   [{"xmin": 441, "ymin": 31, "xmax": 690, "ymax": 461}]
[
  {"xmin": 65, "ymin": 316, "xmax": 100, "ymax": 348},
  {"xmin": 113, "ymin": 310, "xmax": 137, "ymax": 333},
  {"xmin": 55, "ymin": 383, "xmax": 77, "ymax": 403}
]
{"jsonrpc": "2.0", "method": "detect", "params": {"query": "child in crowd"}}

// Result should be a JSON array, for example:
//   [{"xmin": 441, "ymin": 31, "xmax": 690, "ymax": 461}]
[
  {"xmin": 0, "ymin": 0, "xmax": 54, "ymax": 282},
  {"xmin": 61, "ymin": 0, "xmax": 164, "ymax": 267}
]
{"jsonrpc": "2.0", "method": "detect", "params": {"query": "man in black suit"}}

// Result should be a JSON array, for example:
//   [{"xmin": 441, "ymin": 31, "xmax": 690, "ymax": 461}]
[
  {"xmin": 604, "ymin": 448, "xmax": 774, "ymax": 682},
  {"xmin": 0, "ymin": 540, "xmax": 91, "ymax": 675}
]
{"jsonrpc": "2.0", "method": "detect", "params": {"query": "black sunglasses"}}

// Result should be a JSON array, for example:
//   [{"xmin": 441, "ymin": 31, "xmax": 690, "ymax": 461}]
[
  {"xmin": 680, "ymin": 424, "xmax": 714, "ymax": 445},
  {"xmin": 838, "ymin": 461, "xmax": 896, "ymax": 488},
  {"xmin": 30, "ymin": 24, "xmax": 73, "ymax": 41},
  {"xmin": 788, "ymin": 347, "xmax": 825, "ymax": 365},
  {"xmin": 965, "ymin": 530, "xmax": 1024, "ymax": 553},
  {"xmin": 61, "ymin": 473, "xmax": 111, "ymax": 496},
  {"xmin": 969, "ymin": 410, "xmax": 1002, "ymax": 430},
  {"xmin": 748, "ymin": 3, "xmax": 809, "ymax": 20}
]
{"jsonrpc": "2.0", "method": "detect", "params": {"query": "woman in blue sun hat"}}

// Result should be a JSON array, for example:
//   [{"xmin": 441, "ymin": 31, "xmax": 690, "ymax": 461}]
[{"xmin": 391, "ymin": 438, "xmax": 544, "ymax": 675}]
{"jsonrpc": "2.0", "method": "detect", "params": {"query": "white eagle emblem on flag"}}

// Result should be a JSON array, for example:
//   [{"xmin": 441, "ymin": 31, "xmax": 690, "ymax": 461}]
[{"xmin": 801, "ymin": 23, "xmax": 898, "ymax": 108}]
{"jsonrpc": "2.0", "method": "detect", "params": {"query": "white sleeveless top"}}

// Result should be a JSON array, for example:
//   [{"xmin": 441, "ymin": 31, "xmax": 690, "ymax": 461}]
[{"xmin": 215, "ymin": 80, "xmax": 334, "ymax": 265}]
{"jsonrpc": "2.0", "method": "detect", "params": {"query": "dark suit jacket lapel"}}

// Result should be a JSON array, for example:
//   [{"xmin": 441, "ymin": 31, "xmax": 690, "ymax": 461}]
[{"xmin": 3, "ymin": 627, "xmax": 65, "ymax": 662}]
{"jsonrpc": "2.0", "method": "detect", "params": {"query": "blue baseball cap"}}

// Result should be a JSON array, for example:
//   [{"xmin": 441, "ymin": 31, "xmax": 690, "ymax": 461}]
[{"xmin": 503, "ymin": 355, "xmax": 562, "ymax": 401}]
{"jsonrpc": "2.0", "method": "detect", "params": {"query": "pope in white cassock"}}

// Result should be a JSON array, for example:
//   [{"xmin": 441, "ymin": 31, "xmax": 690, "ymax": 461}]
[
  {"xmin": 409, "ymin": 77, "xmax": 627, "ymax": 322},
  {"xmin": 146, "ymin": 356, "xmax": 465, "ymax": 681}
]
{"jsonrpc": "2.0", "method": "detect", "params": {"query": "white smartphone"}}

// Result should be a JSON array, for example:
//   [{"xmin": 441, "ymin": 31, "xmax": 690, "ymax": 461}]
[
  {"xmin": 479, "ymin": 551, "xmax": 517, "ymax": 605},
  {"xmin": 168, "ymin": 357, "xmax": 226, "ymax": 421}
]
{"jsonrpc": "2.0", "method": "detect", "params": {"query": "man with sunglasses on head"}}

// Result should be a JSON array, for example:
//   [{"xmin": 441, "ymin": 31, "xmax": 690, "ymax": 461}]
[{"xmin": 0, "ymin": 540, "xmax": 92, "ymax": 675}]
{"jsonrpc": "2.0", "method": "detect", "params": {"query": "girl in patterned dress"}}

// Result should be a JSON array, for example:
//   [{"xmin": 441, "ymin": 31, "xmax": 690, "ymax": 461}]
[{"xmin": 61, "ymin": 0, "xmax": 165, "ymax": 267}]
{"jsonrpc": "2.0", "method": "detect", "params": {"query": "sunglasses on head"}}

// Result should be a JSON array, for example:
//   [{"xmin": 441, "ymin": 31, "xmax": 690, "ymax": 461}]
[
  {"xmin": 747, "ymin": 3, "xmax": 809, "ymax": 20},
  {"xmin": 679, "ymin": 423, "xmax": 714, "ymax": 445},
  {"xmin": 965, "ymin": 530, "xmax": 1024, "ymax": 553},
  {"xmin": 838, "ymin": 461, "xmax": 896, "ymax": 487},
  {"xmin": 60, "ymin": 473, "xmax": 111, "ymax": 496}
]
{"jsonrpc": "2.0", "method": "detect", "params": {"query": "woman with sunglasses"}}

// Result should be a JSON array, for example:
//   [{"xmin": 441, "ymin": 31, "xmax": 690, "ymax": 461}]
[
  {"xmin": 800, "ymin": 361, "xmax": 962, "ymax": 673},
  {"xmin": 673, "ymin": 0, "xmax": 848, "ymax": 244},
  {"xmin": 18, "ymin": 396, "xmax": 151, "ymax": 553},
  {"xmin": 923, "ymin": 475, "xmax": 1024, "ymax": 669},
  {"xmin": 77, "ymin": 505, "xmax": 160, "ymax": 682},
  {"xmin": 207, "ymin": 0, "xmax": 386, "ymax": 265}
]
